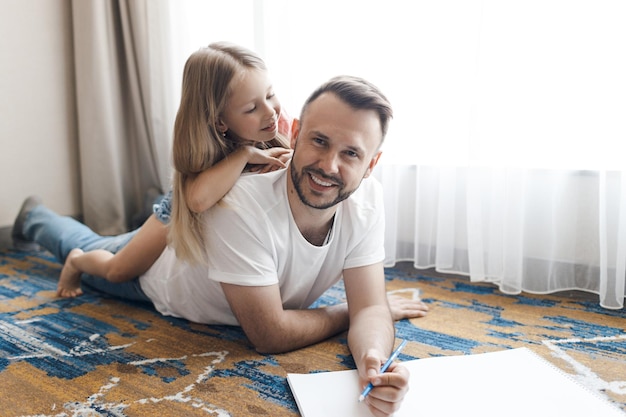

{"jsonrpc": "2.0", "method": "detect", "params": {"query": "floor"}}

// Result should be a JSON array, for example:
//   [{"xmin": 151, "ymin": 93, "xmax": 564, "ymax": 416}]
[{"xmin": 394, "ymin": 261, "xmax": 599, "ymax": 302}]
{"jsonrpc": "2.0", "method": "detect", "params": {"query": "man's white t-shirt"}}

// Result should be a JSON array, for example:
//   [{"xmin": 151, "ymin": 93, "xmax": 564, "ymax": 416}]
[{"xmin": 139, "ymin": 168, "xmax": 385, "ymax": 326}]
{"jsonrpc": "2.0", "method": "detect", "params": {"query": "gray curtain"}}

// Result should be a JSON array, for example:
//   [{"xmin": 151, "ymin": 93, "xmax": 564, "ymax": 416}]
[{"xmin": 71, "ymin": 0, "xmax": 174, "ymax": 234}]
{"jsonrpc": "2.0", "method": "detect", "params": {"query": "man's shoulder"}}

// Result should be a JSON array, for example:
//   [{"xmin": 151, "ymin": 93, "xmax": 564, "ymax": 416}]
[
  {"xmin": 348, "ymin": 175, "xmax": 383, "ymax": 208},
  {"xmin": 339, "ymin": 176, "xmax": 384, "ymax": 228},
  {"xmin": 220, "ymin": 169, "xmax": 286, "ymax": 211},
  {"xmin": 204, "ymin": 170, "xmax": 288, "ymax": 251}
]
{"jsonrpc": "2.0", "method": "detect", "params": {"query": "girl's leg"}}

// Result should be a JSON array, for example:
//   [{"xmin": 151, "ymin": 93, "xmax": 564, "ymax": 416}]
[
  {"xmin": 57, "ymin": 215, "xmax": 167, "ymax": 298},
  {"xmin": 20, "ymin": 201, "xmax": 151, "ymax": 303},
  {"xmin": 22, "ymin": 204, "xmax": 137, "ymax": 261},
  {"xmin": 58, "ymin": 248, "xmax": 112, "ymax": 297},
  {"xmin": 100, "ymin": 215, "xmax": 168, "ymax": 282}
]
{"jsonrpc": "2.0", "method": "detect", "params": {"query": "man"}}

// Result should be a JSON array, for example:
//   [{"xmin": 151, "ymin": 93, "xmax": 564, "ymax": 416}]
[{"xmin": 14, "ymin": 76, "xmax": 427, "ymax": 417}]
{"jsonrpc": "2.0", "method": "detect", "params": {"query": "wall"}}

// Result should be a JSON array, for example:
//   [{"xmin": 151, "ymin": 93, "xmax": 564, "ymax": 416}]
[{"xmin": 0, "ymin": 0, "xmax": 80, "ymax": 235}]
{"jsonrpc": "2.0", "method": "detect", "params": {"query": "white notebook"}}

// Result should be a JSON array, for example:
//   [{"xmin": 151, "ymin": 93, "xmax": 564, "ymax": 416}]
[{"xmin": 287, "ymin": 347, "xmax": 625, "ymax": 417}]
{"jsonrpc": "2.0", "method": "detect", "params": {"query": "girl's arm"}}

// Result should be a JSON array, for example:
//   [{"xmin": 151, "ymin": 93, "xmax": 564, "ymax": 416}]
[{"xmin": 185, "ymin": 145, "xmax": 292, "ymax": 213}]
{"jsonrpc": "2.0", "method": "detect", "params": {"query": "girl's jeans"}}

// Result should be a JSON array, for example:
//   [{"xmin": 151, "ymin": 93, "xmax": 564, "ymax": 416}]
[{"xmin": 22, "ymin": 204, "xmax": 152, "ymax": 303}]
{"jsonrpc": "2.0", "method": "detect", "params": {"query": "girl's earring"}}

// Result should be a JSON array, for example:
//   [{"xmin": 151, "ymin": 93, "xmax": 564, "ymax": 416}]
[{"xmin": 221, "ymin": 130, "xmax": 227, "ymax": 138}]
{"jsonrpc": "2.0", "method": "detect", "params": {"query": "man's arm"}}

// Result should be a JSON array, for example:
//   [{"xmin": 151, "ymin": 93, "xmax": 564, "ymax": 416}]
[
  {"xmin": 343, "ymin": 262, "xmax": 395, "ymax": 369},
  {"xmin": 344, "ymin": 262, "xmax": 410, "ymax": 417},
  {"xmin": 220, "ymin": 282, "xmax": 349, "ymax": 353}
]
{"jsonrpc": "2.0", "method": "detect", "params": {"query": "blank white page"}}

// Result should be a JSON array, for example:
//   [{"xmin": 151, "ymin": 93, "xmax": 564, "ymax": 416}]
[{"xmin": 287, "ymin": 347, "xmax": 625, "ymax": 417}]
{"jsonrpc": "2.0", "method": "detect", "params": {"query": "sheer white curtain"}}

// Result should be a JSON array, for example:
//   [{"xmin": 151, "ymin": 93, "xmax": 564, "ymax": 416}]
[
  {"xmin": 378, "ymin": 166, "xmax": 626, "ymax": 309},
  {"xmin": 171, "ymin": 0, "xmax": 626, "ymax": 309}
]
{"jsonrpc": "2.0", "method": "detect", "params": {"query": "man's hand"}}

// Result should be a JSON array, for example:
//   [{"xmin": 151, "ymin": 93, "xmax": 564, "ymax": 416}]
[
  {"xmin": 359, "ymin": 352, "xmax": 410, "ymax": 417},
  {"xmin": 387, "ymin": 293, "xmax": 429, "ymax": 321}
]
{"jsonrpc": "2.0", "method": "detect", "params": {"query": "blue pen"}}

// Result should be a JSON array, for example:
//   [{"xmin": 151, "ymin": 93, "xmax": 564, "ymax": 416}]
[{"xmin": 358, "ymin": 339, "xmax": 408, "ymax": 402}]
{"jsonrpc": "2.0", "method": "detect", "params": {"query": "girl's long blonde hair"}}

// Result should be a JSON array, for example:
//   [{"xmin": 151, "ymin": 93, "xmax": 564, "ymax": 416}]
[{"xmin": 168, "ymin": 42, "xmax": 289, "ymax": 264}]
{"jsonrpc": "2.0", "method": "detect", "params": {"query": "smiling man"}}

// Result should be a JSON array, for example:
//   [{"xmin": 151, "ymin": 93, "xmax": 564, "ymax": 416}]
[
  {"xmin": 290, "ymin": 90, "xmax": 382, "ymax": 210},
  {"xmin": 14, "ymin": 76, "xmax": 427, "ymax": 417},
  {"xmin": 189, "ymin": 76, "xmax": 418, "ymax": 417}
]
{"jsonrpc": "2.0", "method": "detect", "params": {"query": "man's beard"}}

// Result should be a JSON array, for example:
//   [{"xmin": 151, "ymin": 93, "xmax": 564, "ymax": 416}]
[{"xmin": 290, "ymin": 162, "xmax": 357, "ymax": 210}]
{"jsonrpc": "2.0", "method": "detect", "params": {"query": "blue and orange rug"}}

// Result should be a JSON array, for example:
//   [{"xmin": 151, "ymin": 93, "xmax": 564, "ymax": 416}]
[{"xmin": 1, "ymin": 249, "xmax": 624, "ymax": 416}]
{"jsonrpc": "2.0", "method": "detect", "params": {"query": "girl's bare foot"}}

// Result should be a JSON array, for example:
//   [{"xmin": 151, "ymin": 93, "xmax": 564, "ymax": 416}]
[{"xmin": 57, "ymin": 248, "xmax": 84, "ymax": 298}]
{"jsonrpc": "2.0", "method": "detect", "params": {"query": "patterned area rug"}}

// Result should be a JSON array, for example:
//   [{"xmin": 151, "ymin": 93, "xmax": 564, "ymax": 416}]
[{"xmin": 1, "ymin": 249, "xmax": 624, "ymax": 416}]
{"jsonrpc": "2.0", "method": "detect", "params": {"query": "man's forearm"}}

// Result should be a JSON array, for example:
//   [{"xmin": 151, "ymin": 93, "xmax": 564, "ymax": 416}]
[
  {"xmin": 251, "ymin": 303, "xmax": 350, "ymax": 354},
  {"xmin": 347, "ymin": 305, "xmax": 395, "ymax": 372}
]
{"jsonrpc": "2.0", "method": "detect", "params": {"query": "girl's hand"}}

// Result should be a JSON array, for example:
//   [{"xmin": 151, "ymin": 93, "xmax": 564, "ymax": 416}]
[{"xmin": 246, "ymin": 147, "xmax": 293, "ymax": 173}]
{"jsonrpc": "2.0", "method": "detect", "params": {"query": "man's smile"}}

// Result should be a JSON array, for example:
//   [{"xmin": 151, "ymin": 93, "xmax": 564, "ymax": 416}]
[{"xmin": 309, "ymin": 173, "xmax": 335, "ymax": 188}]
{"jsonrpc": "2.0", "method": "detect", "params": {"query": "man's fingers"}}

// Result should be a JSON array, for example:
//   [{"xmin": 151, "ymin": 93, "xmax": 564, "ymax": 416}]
[
  {"xmin": 387, "ymin": 294, "xmax": 429, "ymax": 320},
  {"xmin": 364, "ymin": 363, "xmax": 410, "ymax": 417}
]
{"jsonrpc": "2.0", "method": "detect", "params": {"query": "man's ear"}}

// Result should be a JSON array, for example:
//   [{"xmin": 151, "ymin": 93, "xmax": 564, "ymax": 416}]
[
  {"xmin": 363, "ymin": 151, "xmax": 382, "ymax": 178},
  {"xmin": 290, "ymin": 118, "xmax": 300, "ymax": 149}
]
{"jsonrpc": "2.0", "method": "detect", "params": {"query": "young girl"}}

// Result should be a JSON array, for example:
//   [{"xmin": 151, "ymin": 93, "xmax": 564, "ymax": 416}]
[{"xmin": 57, "ymin": 42, "xmax": 292, "ymax": 297}]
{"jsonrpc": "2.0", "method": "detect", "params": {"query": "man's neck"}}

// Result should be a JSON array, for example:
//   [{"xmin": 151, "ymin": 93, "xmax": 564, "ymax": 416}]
[
  {"xmin": 299, "ymin": 215, "xmax": 335, "ymax": 246},
  {"xmin": 287, "ymin": 175, "xmax": 337, "ymax": 246}
]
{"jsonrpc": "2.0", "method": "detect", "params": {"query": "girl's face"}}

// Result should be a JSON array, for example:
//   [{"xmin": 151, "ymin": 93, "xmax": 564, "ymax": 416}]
[{"xmin": 220, "ymin": 69, "xmax": 281, "ymax": 144}]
